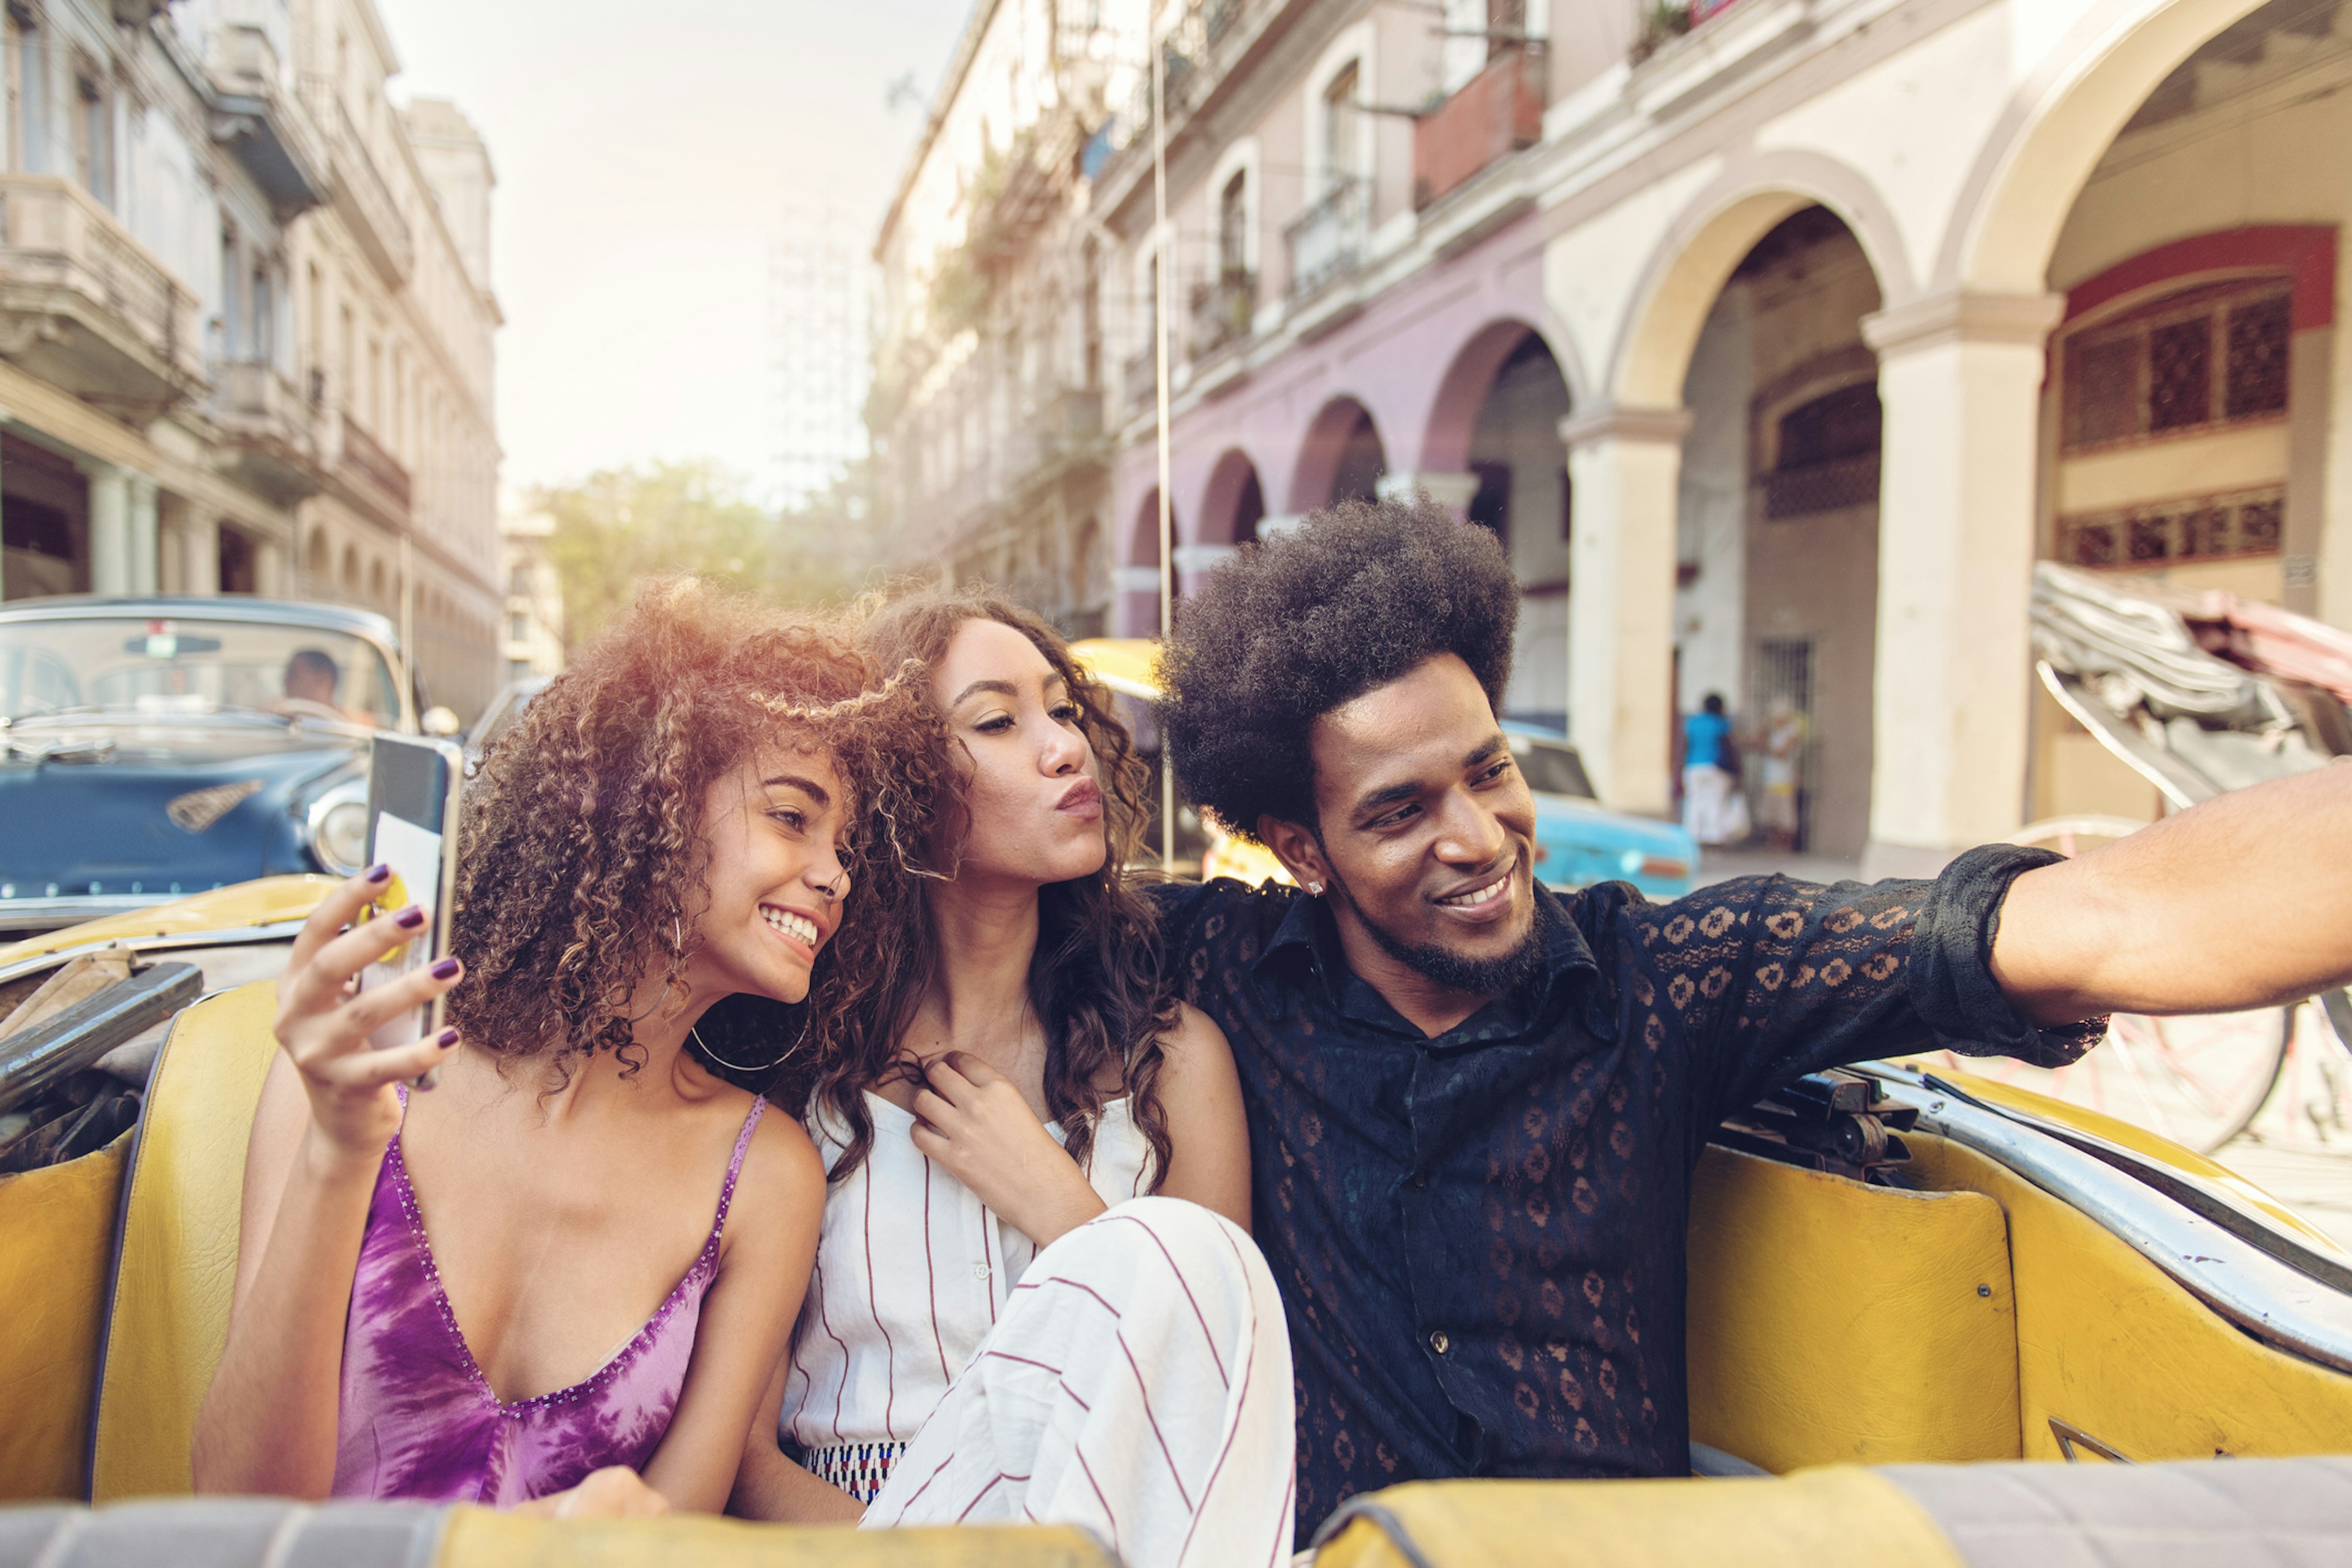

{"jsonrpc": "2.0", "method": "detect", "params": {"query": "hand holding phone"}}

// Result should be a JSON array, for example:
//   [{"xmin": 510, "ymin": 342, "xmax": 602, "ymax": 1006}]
[{"xmin": 359, "ymin": 734, "xmax": 467, "ymax": 1086}]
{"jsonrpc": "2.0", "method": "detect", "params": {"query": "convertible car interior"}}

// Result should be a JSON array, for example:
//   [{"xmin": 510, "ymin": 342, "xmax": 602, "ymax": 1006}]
[{"xmin": 4, "ymin": 910, "xmax": 2351, "ymax": 1563}]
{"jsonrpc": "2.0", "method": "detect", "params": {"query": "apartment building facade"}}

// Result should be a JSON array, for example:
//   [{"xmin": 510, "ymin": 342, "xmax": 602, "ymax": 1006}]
[
  {"xmin": 0, "ymin": 0, "xmax": 500, "ymax": 718},
  {"xmin": 870, "ymin": 0, "xmax": 1148, "ymax": 635},
  {"xmin": 1072, "ymin": 0, "xmax": 2352, "ymax": 875}
]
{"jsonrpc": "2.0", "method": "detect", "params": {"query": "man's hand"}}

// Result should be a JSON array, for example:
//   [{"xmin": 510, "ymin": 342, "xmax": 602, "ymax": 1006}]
[
  {"xmin": 908, "ymin": 1052, "xmax": 1108, "ymax": 1249},
  {"xmin": 1993, "ymin": 763, "xmax": 2352, "ymax": 1025}
]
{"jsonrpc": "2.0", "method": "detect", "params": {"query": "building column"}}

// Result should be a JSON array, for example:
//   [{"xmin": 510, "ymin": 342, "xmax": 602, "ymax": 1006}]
[
  {"xmin": 1112, "ymin": 565, "xmax": 1162, "ymax": 636},
  {"xmin": 255, "ymin": 538, "xmax": 285, "ymax": 598},
  {"xmin": 1860, "ymin": 290, "xmax": 2065, "ymax": 880},
  {"xmin": 1560, "ymin": 405, "xmax": 1689, "ymax": 817},
  {"xmin": 1173, "ymin": 541, "xmax": 1237, "ymax": 598},
  {"xmin": 181, "ymin": 513, "xmax": 221, "ymax": 596},
  {"xmin": 127, "ymin": 477, "xmax": 159, "ymax": 595},
  {"xmin": 86, "ymin": 464, "xmax": 131, "ymax": 595},
  {"xmin": 1376, "ymin": 470, "xmax": 1482, "ymax": 519}
]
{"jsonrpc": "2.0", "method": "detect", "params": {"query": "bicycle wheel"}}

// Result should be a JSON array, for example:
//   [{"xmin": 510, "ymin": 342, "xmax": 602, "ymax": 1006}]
[{"xmin": 1940, "ymin": 1005, "xmax": 2292, "ymax": 1153}]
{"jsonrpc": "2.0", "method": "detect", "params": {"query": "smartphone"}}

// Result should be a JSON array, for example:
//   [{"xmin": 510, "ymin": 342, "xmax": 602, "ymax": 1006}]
[{"xmin": 358, "ymin": 733, "xmax": 467, "ymax": 1085}]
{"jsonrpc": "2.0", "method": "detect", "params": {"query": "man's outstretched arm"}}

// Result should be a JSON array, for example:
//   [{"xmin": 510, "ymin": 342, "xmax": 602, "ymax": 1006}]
[{"xmin": 1994, "ymin": 763, "xmax": 2352, "ymax": 1027}]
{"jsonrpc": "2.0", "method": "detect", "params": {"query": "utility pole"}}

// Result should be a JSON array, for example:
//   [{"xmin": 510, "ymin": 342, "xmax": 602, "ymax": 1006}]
[{"xmin": 1151, "ymin": 1, "xmax": 1177, "ymax": 873}]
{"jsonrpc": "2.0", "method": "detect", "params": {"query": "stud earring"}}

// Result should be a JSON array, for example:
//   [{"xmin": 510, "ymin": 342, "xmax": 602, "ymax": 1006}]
[{"xmin": 1306, "ymin": 880, "xmax": 1325, "ymax": 897}]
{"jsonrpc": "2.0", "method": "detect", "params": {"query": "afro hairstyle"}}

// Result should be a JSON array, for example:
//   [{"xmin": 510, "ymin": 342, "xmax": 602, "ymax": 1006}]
[{"xmin": 1162, "ymin": 496, "xmax": 1518, "ymax": 840}]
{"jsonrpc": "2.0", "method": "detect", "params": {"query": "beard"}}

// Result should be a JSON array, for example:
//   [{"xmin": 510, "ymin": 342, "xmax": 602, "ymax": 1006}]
[{"xmin": 1331, "ymin": 870, "xmax": 1551, "ymax": 998}]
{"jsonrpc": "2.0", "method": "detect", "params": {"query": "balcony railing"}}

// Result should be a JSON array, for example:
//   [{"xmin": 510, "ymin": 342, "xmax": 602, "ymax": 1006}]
[
  {"xmin": 0, "ymin": 173, "xmax": 205, "ymax": 412},
  {"xmin": 1415, "ymin": 48, "xmax": 1546, "ymax": 209},
  {"xmin": 339, "ymin": 412, "xmax": 412, "ymax": 513},
  {"xmin": 1762, "ymin": 453, "xmax": 1880, "ymax": 520},
  {"xmin": 213, "ymin": 360, "xmax": 322, "ymax": 500},
  {"xmin": 298, "ymin": 75, "xmax": 414, "ymax": 285},
  {"xmin": 1189, "ymin": 268, "xmax": 1256, "ymax": 358},
  {"xmin": 1123, "ymin": 345, "xmax": 1159, "ymax": 414},
  {"xmin": 209, "ymin": 25, "xmax": 328, "ymax": 216},
  {"xmin": 1095, "ymin": 0, "xmax": 1283, "ymax": 183},
  {"xmin": 1284, "ymin": 179, "xmax": 1368, "ymax": 299}
]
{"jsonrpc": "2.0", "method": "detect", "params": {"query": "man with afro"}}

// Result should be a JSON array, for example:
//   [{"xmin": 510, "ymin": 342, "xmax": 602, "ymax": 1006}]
[{"xmin": 1153, "ymin": 497, "xmax": 2352, "ymax": 1547}]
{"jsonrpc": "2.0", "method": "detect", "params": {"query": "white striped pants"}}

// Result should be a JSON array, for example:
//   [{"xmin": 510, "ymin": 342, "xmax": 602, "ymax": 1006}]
[{"xmin": 862, "ymin": 1196, "xmax": 1295, "ymax": 1568}]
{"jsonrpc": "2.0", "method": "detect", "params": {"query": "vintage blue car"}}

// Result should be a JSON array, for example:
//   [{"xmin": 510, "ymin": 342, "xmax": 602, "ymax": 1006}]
[
  {"xmin": 0, "ymin": 597, "xmax": 429, "ymax": 933},
  {"xmin": 1501, "ymin": 720, "xmax": 1698, "ymax": 900}
]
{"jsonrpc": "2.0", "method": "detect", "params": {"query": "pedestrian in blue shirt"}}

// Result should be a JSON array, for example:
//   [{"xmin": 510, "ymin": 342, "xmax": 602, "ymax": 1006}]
[{"xmin": 1679, "ymin": 693, "xmax": 1744, "ymax": 845}]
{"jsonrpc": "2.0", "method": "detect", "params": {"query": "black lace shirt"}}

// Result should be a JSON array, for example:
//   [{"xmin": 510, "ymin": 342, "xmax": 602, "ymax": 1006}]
[{"xmin": 1150, "ymin": 846, "xmax": 2104, "ymax": 1545}]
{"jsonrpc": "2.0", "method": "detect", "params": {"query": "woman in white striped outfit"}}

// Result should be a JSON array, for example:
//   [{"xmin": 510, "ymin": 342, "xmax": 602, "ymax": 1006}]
[{"xmin": 731, "ymin": 590, "xmax": 1295, "ymax": 1568}]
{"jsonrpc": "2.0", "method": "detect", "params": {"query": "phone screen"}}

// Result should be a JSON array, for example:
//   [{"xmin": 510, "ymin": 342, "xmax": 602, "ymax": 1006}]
[{"xmin": 360, "ymin": 735, "xmax": 467, "ymax": 1080}]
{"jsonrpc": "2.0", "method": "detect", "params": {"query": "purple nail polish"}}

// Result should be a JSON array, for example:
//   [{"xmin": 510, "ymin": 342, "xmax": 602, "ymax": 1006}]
[
  {"xmin": 365, "ymin": 862, "xmax": 392, "ymax": 883},
  {"xmin": 394, "ymin": 905, "xmax": 426, "ymax": 929},
  {"xmin": 431, "ymin": 957, "xmax": 461, "ymax": 981},
  {"xmin": 437, "ymin": 1027, "xmax": 459, "ymax": 1049}
]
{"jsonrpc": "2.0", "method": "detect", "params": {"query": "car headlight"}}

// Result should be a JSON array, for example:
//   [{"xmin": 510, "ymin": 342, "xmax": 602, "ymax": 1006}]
[{"xmin": 304, "ymin": 778, "xmax": 371, "ymax": 876}]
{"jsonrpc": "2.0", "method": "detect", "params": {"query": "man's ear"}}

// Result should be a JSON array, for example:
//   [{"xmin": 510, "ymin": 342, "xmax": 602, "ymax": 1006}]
[{"xmin": 1257, "ymin": 815, "xmax": 1331, "ymax": 893}]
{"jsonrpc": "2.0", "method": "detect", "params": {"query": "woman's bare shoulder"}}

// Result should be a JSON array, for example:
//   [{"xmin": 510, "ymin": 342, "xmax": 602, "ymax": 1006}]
[{"xmin": 1158, "ymin": 1000, "xmax": 1233, "ymax": 1065}]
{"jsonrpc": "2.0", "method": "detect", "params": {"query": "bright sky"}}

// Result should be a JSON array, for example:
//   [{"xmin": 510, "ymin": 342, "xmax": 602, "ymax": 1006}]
[{"xmin": 382, "ymin": 0, "xmax": 972, "ymax": 500}]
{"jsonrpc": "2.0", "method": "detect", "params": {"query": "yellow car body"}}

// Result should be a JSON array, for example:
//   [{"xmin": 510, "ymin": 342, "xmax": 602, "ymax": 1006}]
[{"xmin": 6, "ymin": 846, "xmax": 2352, "ymax": 1561}]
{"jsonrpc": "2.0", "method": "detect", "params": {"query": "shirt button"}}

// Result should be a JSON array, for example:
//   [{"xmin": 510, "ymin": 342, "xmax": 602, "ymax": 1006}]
[
  {"xmin": 1412, "ymin": 1172, "xmax": 1429, "ymax": 1189},
  {"xmin": 971, "ymin": 1262, "xmax": 992, "ymax": 1280},
  {"xmin": 1429, "ymin": 1330, "xmax": 1450, "ymax": 1354}
]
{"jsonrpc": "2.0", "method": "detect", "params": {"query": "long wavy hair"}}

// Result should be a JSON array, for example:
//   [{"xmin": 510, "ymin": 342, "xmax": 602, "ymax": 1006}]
[
  {"xmin": 446, "ymin": 577, "xmax": 945, "ymax": 1098},
  {"xmin": 811, "ymin": 587, "xmax": 1180, "ymax": 1185}
]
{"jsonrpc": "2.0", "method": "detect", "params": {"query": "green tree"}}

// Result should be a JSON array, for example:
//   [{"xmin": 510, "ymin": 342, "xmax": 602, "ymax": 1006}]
[{"xmin": 539, "ymin": 460, "xmax": 859, "ymax": 648}]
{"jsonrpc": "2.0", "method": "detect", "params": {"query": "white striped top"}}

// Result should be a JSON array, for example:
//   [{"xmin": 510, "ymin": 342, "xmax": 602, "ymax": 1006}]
[{"xmin": 782, "ymin": 1089, "xmax": 1153, "ymax": 1458}]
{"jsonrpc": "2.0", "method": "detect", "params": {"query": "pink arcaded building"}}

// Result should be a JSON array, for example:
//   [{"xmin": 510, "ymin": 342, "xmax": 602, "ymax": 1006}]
[{"xmin": 877, "ymin": 0, "xmax": 2352, "ymax": 875}]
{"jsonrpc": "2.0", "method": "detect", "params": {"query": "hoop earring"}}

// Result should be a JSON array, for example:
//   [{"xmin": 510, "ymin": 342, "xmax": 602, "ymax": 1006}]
[{"xmin": 690, "ymin": 1017, "xmax": 808, "ymax": 1076}]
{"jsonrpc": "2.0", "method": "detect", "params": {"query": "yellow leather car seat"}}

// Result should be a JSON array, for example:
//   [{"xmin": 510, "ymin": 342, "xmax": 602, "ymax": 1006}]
[
  {"xmin": 88, "ymin": 981, "xmax": 279, "ymax": 1501},
  {"xmin": 1681, "ymin": 1144, "xmax": 2021, "ymax": 1472}
]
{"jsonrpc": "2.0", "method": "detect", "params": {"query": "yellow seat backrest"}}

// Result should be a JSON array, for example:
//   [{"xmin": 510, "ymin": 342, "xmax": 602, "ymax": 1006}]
[
  {"xmin": 0, "ymin": 1136, "xmax": 129, "ymax": 1500},
  {"xmin": 1683, "ymin": 1144, "xmax": 2021, "ymax": 1472},
  {"xmin": 90, "ymin": 981, "xmax": 279, "ymax": 1501},
  {"xmin": 1312, "ymin": 1472, "xmax": 1966, "ymax": 1568}
]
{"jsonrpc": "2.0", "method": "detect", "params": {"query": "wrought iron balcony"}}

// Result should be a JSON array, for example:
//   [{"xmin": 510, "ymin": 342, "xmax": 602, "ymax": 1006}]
[
  {"xmin": 208, "ymin": 26, "xmax": 328, "ymax": 218},
  {"xmin": 338, "ymin": 412, "xmax": 412, "ymax": 516},
  {"xmin": 212, "ymin": 361, "xmax": 321, "ymax": 503},
  {"xmin": 1124, "ymin": 345, "xmax": 1160, "ymax": 414},
  {"xmin": 0, "ymin": 175, "xmax": 205, "ymax": 417},
  {"xmin": 299, "ymin": 76, "xmax": 414, "ymax": 285},
  {"xmin": 1190, "ymin": 268, "xmax": 1256, "ymax": 358},
  {"xmin": 1284, "ymin": 179, "xmax": 1368, "ymax": 299},
  {"xmin": 1414, "ymin": 48, "xmax": 1545, "ymax": 209},
  {"xmin": 1095, "ymin": 0, "xmax": 1284, "ymax": 187}
]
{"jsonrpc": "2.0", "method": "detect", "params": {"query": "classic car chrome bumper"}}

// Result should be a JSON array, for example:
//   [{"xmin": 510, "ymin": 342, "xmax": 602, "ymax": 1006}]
[{"xmin": 0, "ymin": 893, "xmax": 187, "ymax": 935}]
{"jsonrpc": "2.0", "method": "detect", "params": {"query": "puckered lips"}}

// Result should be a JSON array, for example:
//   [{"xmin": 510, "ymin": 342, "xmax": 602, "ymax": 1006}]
[
  {"xmin": 759, "ymin": 901, "xmax": 831, "ymax": 962},
  {"xmin": 1428, "ymin": 851, "xmax": 1525, "ymax": 929},
  {"xmin": 1055, "ymin": 775, "xmax": 1104, "ymax": 821}
]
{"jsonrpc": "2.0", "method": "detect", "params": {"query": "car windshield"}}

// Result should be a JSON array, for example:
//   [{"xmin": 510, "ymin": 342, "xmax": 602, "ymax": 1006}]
[
  {"xmin": 0, "ymin": 616, "xmax": 401, "ymax": 726},
  {"xmin": 1509, "ymin": 733, "xmax": 1596, "ymax": 801}
]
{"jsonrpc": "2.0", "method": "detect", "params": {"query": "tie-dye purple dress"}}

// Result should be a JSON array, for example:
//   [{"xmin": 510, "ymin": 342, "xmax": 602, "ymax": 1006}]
[{"xmin": 329, "ymin": 1093, "xmax": 767, "ymax": 1504}]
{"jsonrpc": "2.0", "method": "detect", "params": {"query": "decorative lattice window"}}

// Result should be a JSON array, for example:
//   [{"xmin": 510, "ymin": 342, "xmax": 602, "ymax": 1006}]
[
  {"xmin": 2060, "ymin": 281, "xmax": 2294, "ymax": 452},
  {"xmin": 1762, "ymin": 381, "xmax": 1881, "ymax": 519},
  {"xmin": 2056, "ymin": 486, "xmax": 2286, "ymax": 568},
  {"xmin": 2226, "ymin": 295, "xmax": 2291, "ymax": 418}
]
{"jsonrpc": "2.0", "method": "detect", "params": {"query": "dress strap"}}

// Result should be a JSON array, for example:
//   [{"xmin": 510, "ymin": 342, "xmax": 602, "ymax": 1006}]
[{"xmin": 710, "ymin": 1097, "xmax": 768, "ymax": 1238}]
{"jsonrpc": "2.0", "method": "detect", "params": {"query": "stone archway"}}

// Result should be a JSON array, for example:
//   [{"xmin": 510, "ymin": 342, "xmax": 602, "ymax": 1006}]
[{"xmin": 1288, "ymin": 396, "xmax": 1387, "ymax": 513}]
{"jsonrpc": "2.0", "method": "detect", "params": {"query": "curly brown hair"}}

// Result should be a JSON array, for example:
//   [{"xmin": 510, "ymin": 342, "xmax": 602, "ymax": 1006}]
[
  {"xmin": 446, "ymin": 576, "xmax": 946, "ymax": 1096},
  {"xmin": 810, "ymin": 587, "xmax": 1181, "ymax": 1186}
]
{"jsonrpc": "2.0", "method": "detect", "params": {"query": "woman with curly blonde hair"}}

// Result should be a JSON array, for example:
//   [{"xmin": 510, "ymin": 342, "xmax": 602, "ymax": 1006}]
[
  {"xmin": 194, "ymin": 580, "xmax": 940, "ymax": 1517},
  {"xmin": 733, "ymin": 588, "xmax": 1295, "ymax": 1568}
]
